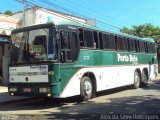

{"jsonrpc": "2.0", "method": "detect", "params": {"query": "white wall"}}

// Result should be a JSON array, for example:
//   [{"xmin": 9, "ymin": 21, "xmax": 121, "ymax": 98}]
[
  {"xmin": 35, "ymin": 8, "xmax": 86, "ymax": 24},
  {"xmin": 12, "ymin": 7, "xmax": 95, "ymax": 27}
]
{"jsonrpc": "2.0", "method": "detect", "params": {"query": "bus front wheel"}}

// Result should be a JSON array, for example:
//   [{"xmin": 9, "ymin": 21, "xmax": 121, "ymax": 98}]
[
  {"xmin": 133, "ymin": 71, "xmax": 140, "ymax": 89},
  {"xmin": 80, "ymin": 76, "xmax": 93, "ymax": 101}
]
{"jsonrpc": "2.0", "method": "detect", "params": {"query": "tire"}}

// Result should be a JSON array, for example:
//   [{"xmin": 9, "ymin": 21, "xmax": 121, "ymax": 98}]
[
  {"xmin": 141, "ymin": 70, "xmax": 148, "ymax": 87},
  {"xmin": 133, "ymin": 71, "xmax": 140, "ymax": 89},
  {"xmin": 80, "ymin": 76, "xmax": 93, "ymax": 101}
]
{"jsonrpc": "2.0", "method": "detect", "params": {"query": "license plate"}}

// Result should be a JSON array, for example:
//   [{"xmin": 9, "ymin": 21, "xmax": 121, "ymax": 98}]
[{"xmin": 23, "ymin": 88, "xmax": 31, "ymax": 92}]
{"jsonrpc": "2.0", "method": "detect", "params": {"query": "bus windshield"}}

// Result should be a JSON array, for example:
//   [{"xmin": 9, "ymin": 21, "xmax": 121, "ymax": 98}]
[{"xmin": 11, "ymin": 27, "xmax": 57, "ymax": 64}]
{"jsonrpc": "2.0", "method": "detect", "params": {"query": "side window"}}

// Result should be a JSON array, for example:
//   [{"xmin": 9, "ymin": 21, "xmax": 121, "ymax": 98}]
[
  {"xmin": 103, "ymin": 33, "xmax": 110, "ymax": 49},
  {"xmin": 139, "ymin": 41, "xmax": 145, "ymax": 52},
  {"xmin": 84, "ymin": 30, "xmax": 94, "ymax": 48},
  {"xmin": 117, "ymin": 36, "xmax": 126, "ymax": 51},
  {"xmin": 145, "ymin": 42, "xmax": 148, "ymax": 53},
  {"xmin": 72, "ymin": 32, "xmax": 79, "ymax": 61},
  {"xmin": 99, "ymin": 32, "xmax": 103, "ymax": 49},
  {"xmin": 147, "ymin": 42, "xmax": 151, "ymax": 53},
  {"xmin": 79, "ymin": 28, "xmax": 84, "ymax": 47},
  {"xmin": 124, "ymin": 37, "xmax": 128, "ymax": 51},
  {"xmin": 60, "ymin": 30, "xmax": 70, "ymax": 49},
  {"xmin": 135, "ymin": 40, "xmax": 140, "ymax": 52},
  {"xmin": 60, "ymin": 30, "xmax": 72, "ymax": 62},
  {"xmin": 151, "ymin": 43, "xmax": 156, "ymax": 53},
  {"xmin": 128, "ymin": 39, "xmax": 136, "ymax": 52},
  {"xmin": 146, "ymin": 42, "xmax": 156, "ymax": 53},
  {"xmin": 110, "ymin": 35, "xmax": 116, "ymax": 50},
  {"xmin": 93, "ymin": 31, "xmax": 99, "ymax": 49},
  {"xmin": 149, "ymin": 43, "xmax": 156, "ymax": 53}
]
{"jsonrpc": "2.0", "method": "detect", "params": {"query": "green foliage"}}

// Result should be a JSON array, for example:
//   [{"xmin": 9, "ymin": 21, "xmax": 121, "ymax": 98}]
[
  {"xmin": 4, "ymin": 10, "xmax": 13, "ymax": 16},
  {"xmin": 121, "ymin": 23, "xmax": 160, "ymax": 43}
]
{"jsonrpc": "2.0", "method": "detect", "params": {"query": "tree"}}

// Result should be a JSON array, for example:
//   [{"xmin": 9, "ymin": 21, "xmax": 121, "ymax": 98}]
[
  {"xmin": 120, "ymin": 23, "xmax": 160, "ymax": 43},
  {"xmin": 4, "ymin": 10, "xmax": 13, "ymax": 16}
]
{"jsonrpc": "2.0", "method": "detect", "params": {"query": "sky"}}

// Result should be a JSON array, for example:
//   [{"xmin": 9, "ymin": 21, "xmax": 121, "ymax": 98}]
[{"xmin": 1, "ymin": 0, "xmax": 160, "ymax": 31}]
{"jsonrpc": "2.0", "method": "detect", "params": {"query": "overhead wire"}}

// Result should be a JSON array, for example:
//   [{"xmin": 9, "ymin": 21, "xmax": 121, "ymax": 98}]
[
  {"xmin": 15, "ymin": 0, "xmax": 122, "ymax": 31},
  {"xmin": 14, "ymin": 0, "xmax": 90, "ymax": 25},
  {"xmin": 38, "ymin": 0, "xmax": 91, "ymax": 19},
  {"xmin": 32, "ymin": 0, "xmax": 122, "ymax": 30},
  {"xmin": 49, "ymin": 0, "xmax": 131, "ymax": 27}
]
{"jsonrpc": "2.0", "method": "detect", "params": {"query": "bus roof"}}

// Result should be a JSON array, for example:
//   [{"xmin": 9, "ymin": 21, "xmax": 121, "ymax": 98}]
[
  {"xmin": 12, "ymin": 22, "xmax": 155, "ymax": 43},
  {"xmin": 55, "ymin": 21, "xmax": 155, "ymax": 43},
  {"xmin": 11, "ymin": 22, "xmax": 54, "ymax": 34}
]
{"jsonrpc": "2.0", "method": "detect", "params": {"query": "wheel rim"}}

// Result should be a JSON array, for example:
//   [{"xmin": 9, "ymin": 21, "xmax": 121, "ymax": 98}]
[{"xmin": 84, "ymin": 80, "xmax": 92, "ymax": 96}]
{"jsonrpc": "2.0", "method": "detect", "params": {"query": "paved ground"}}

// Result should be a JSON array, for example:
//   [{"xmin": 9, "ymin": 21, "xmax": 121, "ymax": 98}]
[
  {"xmin": 0, "ymin": 74, "xmax": 160, "ymax": 120},
  {"xmin": 0, "ymin": 86, "xmax": 29, "ymax": 103},
  {"xmin": 0, "ymin": 74, "xmax": 160, "ymax": 103}
]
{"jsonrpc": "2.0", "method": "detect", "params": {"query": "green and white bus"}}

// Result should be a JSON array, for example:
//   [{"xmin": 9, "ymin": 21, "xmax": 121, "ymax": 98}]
[{"xmin": 8, "ymin": 22, "xmax": 158, "ymax": 101}]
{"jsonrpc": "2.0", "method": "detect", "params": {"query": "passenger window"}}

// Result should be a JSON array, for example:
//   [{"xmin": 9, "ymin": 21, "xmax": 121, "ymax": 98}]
[
  {"xmin": 110, "ymin": 35, "xmax": 116, "ymax": 50},
  {"xmin": 128, "ymin": 39, "xmax": 136, "ymax": 52},
  {"xmin": 71, "ymin": 32, "xmax": 79, "ymax": 61},
  {"xmin": 99, "ymin": 32, "xmax": 103, "ymax": 49},
  {"xmin": 152, "ymin": 43, "xmax": 156, "ymax": 53},
  {"xmin": 93, "ymin": 31, "xmax": 99, "ymax": 49},
  {"xmin": 135, "ymin": 40, "xmax": 140, "ymax": 52},
  {"xmin": 84, "ymin": 30, "xmax": 94, "ymax": 48},
  {"xmin": 145, "ymin": 42, "xmax": 148, "ymax": 53},
  {"xmin": 79, "ymin": 28, "xmax": 84, "ymax": 47},
  {"xmin": 103, "ymin": 34, "xmax": 110, "ymax": 49},
  {"xmin": 60, "ymin": 30, "xmax": 70, "ymax": 49},
  {"xmin": 60, "ymin": 30, "xmax": 72, "ymax": 62},
  {"xmin": 117, "ymin": 36, "xmax": 126, "ymax": 51},
  {"xmin": 139, "ymin": 41, "xmax": 145, "ymax": 52}
]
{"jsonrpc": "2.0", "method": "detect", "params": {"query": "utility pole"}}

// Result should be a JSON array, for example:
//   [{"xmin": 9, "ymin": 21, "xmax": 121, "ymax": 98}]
[{"xmin": 23, "ymin": 0, "xmax": 26, "ymax": 26}]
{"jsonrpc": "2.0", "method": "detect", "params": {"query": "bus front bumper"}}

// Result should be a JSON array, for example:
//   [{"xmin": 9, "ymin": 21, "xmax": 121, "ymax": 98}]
[{"xmin": 8, "ymin": 83, "xmax": 60, "ymax": 98}]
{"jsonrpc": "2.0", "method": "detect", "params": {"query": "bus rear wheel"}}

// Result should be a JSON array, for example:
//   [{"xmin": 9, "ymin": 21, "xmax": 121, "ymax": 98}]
[
  {"xmin": 133, "ymin": 71, "xmax": 140, "ymax": 89},
  {"xmin": 80, "ymin": 76, "xmax": 93, "ymax": 101},
  {"xmin": 141, "ymin": 70, "xmax": 148, "ymax": 87}
]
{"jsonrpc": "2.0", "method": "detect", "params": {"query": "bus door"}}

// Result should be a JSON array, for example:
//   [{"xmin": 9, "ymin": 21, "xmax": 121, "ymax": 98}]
[{"xmin": 59, "ymin": 26, "xmax": 80, "ymax": 90}]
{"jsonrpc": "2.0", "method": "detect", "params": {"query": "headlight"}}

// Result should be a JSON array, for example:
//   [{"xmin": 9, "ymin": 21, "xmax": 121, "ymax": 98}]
[
  {"xmin": 9, "ymin": 87, "xmax": 17, "ymax": 92},
  {"xmin": 48, "ymin": 71, "xmax": 54, "ymax": 76},
  {"xmin": 39, "ymin": 88, "xmax": 51, "ymax": 93}
]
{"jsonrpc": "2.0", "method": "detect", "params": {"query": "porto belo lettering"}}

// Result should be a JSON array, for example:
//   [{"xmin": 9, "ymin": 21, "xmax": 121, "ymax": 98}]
[{"xmin": 117, "ymin": 53, "xmax": 138, "ymax": 62}]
